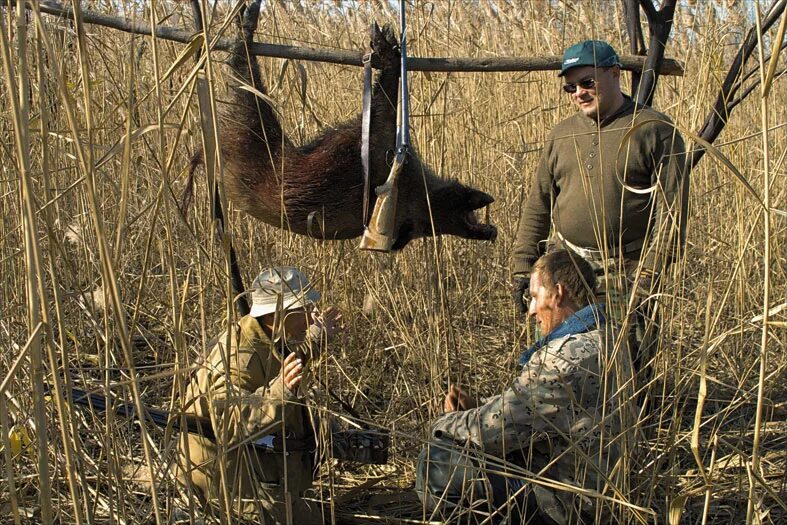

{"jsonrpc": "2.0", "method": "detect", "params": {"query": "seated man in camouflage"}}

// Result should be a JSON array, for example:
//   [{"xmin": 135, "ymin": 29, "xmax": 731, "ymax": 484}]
[
  {"xmin": 177, "ymin": 267, "xmax": 342, "ymax": 524},
  {"xmin": 416, "ymin": 250, "xmax": 634, "ymax": 524}
]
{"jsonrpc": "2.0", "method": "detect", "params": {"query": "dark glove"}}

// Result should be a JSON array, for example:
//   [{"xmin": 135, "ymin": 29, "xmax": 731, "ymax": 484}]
[{"xmin": 512, "ymin": 275, "xmax": 530, "ymax": 315}]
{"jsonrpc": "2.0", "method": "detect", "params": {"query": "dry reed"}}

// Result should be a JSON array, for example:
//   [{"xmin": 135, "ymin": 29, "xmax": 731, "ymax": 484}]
[{"xmin": 0, "ymin": 1, "xmax": 785, "ymax": 524}]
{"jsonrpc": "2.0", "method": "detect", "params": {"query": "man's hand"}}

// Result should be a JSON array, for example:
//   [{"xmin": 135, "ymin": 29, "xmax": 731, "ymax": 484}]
[
  {"xmin": 443, "ymin": 384, "xmax": 477, "ymax": 412},
  {"xmin": 512, "ymin": 275, "xmax": 530, "ymax": 315},
  {"xmin": 311, "ymin": 306, "xmax": 344, "ymax": 339},
  {"xmin": 282, "ymin": 352, "xmax": 304, "ymax": 394}
]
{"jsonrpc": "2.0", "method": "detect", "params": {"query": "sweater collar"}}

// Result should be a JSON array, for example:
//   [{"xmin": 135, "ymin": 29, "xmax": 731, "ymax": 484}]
[{"xmin": 579, "ymin": 95, "xmax": 635, "ymax": 128}]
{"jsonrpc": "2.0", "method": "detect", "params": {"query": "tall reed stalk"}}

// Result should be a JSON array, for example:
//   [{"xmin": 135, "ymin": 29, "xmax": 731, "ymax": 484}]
[{"xmin": 0, "ymin": 2, "xmax": 784, "ymax": 523}]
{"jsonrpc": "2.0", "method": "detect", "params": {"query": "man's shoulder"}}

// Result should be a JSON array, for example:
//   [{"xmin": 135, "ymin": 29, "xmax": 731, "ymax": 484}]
[
  {"xmin": 207, "ymin": 316, "xmax": 271, "ymax": 354},
  {"xmin": 548, "ymin": 328, "xmax": 604, "ymax": 345},
  {"xmin": 544, "ymin": 113, "xmax": 589, "ymax": 149},
  {"xmin": 630, "ymin": 104, "xmax": 678, "ymax": 132},
  {"xmin": 609, "ymin": 104, "xmax": 682, "ymax": 153},
  {"xmin": 545, "ymin": 329, "xmax": 604, "ymax": 358}
]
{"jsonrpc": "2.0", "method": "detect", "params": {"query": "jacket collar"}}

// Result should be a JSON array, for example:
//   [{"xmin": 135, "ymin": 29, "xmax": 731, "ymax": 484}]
[
  {"xmin": 518, "ymin": 303, "xmax": 606, "ymax": 367},
  {"xmin": 238, "ymin": 315, "xmax": 284, "ymax": 356}
]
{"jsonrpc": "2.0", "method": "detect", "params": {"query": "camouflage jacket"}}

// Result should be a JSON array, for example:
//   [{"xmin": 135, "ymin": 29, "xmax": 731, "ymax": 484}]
[{"xmin": 431, "ymin": 328, "xmax": 635, "ymax": 524}]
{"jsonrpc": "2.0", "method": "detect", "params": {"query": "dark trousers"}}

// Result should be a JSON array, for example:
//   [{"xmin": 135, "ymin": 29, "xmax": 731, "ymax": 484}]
[
  {"xmin": 589, "ymin": 261, "xmax": 660, "ymax": 378},
  {"xmin": 415, "ymin": 439, "xmax": 558, "ymax": 524}
]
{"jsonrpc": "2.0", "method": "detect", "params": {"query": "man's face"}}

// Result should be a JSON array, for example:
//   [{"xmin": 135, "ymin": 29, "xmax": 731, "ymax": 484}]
[
  {"xmin": 528, "ymin": 271, "xmax": 567, "ymax": 336},
  {"xmin": 564, "ymin": 65, "xmax": 621, "ymax": 120},
  {"xmin": 281, "ymin": 304, "xmax": 314, "ymax": 343}
]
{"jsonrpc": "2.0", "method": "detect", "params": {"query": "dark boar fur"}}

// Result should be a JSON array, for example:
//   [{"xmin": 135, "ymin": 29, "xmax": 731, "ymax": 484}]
[{"xmin": 186, "ymin": 2, "xmax": 496, "ymax": 250}]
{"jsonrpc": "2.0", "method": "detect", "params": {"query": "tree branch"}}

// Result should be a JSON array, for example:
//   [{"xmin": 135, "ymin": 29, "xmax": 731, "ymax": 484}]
[
  {"xmin": 624, "ymin": 0, "xmax": 647, "ymax": 93},
  {"xmin": 637, "ymin": 0, "xmax": 677, "ymax": 106},
  {"xmin": 11, "ymin": 0, "xmax": 684, "ymax": 75},
  {"xmin": 692, "ymin": 0, "xmax": 786, "ymax": 168},
  {"xmin": 733, "ymin": 39, "xmax": 787, "ymax": 98},
  {"xmin": 638, "ymin": 0, "xmax": 658, "ymax": 20}
]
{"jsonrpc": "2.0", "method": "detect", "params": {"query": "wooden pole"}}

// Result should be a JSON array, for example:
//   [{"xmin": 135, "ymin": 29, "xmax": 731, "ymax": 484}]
[{"xmin": 14, "ymin": 0, "xmax": 685, "ymax": 76}]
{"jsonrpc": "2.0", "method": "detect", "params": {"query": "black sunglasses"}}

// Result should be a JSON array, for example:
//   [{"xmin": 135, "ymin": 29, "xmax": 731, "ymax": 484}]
[{"xmin": 562, "ymin": 77, "xmax": 597, "ymax": 94}]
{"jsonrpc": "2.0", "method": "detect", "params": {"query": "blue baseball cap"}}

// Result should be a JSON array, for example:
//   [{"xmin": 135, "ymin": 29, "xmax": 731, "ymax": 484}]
[{"xmin": 559, "ymin": 40, "xmax": 621, "ymax": 76}]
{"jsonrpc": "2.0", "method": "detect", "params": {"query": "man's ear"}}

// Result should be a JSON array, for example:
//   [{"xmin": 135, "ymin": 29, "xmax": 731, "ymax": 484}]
[{"xmin": 552, "ymin": 283, "xmax": 565, "ymax": 307}]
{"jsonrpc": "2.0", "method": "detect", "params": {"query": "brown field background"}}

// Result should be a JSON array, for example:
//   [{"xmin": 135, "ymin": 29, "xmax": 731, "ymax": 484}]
[{"xmin": 0, "ymin": 1, "xmax": 785, "ymax": 523}]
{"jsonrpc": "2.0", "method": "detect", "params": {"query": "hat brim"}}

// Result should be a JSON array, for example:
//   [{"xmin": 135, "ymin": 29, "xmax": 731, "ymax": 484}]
[
  {"xmin": 248, "ymin": 288, "xmax": 321, "ymax": 318},
  {"xmin": 558, "ymin": 58, "xmax": 621, "ymax": 77}
]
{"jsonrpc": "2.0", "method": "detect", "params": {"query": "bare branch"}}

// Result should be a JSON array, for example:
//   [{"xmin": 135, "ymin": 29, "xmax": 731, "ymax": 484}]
[
  {"xmin": 636, "ymin": 0, "xmax": 678, "ymax": 106},
  {"xmin": 728, "ymin": 82, "xmax": 761, "ymax": 114},
  {"xmin": 735, "ymin": 39, "xmax": 787, "ymax": 94},
  {"xmin": 692, "ymin": 0, "xmax": 787, "ymax": 168},
  {"xmin": 9, "ymin": 0, "xmax": 684, "ymax": 76},
  {"xmin": 190, "ymin": 0, "xmax": 203, "ymax": 34},
  {"xmin": 624, "ymin": 0, "xmax": 646, "ymax": 93},
  {"xmin": 638, "ymin": 0, "xmax": 658, "ymax": 20}
]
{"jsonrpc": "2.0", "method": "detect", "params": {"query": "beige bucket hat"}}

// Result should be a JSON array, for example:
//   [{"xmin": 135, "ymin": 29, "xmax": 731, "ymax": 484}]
[{"xmin": 248, "ymin": 267, "xmax": 320, "ymax": 318}]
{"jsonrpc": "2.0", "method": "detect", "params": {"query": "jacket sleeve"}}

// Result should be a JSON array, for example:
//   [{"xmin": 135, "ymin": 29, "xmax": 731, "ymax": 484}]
[
  {"xmin": 511, "ymin": 137, "xmax": 556, "ymax": 277},
  {"xmin": 203, "ymin": 329, "xmax": 300, "ymax": 448},
  {"xmin": 640, "ymin": 123, "xmax": 690, "ymax": 272},
  {"xmin": 430, "ymin": 336, "xmax": 598, "ymax": 457}
]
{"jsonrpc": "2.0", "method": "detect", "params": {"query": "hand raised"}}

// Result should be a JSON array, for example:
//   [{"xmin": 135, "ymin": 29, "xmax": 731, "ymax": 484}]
[
  {"xmin": 444, "ymin": 384, "xmax": 477, "ymax": 412},
  {"xmin": 512, "ymin": 275, "xmax": 530, "ymax": 315},
  {"xmin": 312, "ymin": 306, "xmax": 344, "ymax": 339},
  {"xmin": 443, "ymin": 388, "xmax": 459, "ymax": 412}
]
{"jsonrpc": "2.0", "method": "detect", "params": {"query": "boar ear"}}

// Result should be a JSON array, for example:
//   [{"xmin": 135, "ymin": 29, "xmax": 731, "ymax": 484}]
[{"xmin": 466, "ymin": 189, "xmax": 494, "ymax": 210}]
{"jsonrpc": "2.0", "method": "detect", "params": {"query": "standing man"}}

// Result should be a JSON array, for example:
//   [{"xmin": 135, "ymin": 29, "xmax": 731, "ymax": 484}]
[
  {"xmin": 511, "ymin": 40, "xmax": 689, "ymax": 375},
  {"xmin": 417, "ymin": 251, "xmax": 635, "ymax": 524},
  {"xmin": 177, "ymin": 267, "xmax": 343, "ymax": 524}
]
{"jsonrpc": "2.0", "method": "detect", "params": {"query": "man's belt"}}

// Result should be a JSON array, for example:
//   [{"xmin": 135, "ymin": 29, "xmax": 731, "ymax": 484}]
[
  {"xmin": 556, "ymin": 233, "xmax": 644, "ymax": 262},
  {"xmin": 56, "ymin": 385, "xmax": 389, "ymax": 464}
]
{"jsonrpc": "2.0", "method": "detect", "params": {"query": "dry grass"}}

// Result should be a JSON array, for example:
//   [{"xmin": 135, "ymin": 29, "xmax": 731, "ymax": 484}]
[{"xmin": 1, "ymin": 1, "xmax": 786, "ymax": 524}]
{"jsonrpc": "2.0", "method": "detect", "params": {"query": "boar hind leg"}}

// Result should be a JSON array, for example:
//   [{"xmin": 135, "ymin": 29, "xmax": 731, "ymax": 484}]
[
  {"xmin": 226, "ymin": 0, "xmax": 283, "ymax": 148},
  {"xmin": 180, "ymin": 2, "xmax": 269, "ymax": 216},
  {"xmin": 368, "ymin": 23, "xmax": 401, "ymax": 188}
]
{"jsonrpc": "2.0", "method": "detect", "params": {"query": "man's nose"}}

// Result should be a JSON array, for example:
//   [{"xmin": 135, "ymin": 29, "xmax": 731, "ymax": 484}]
[
  {"xmin": 528, "ymin": 297, "xmax": 536, "ymax": 317},
  {"xmin": 574, "ymin": 85, "xmax": 593, "ymax": 97}
]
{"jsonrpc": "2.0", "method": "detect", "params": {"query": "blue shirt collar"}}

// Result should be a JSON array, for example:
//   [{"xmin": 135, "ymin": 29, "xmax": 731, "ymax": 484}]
[{"xmin": 518, "ymin": 303, "xmax": 606, "ymax": 367}]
